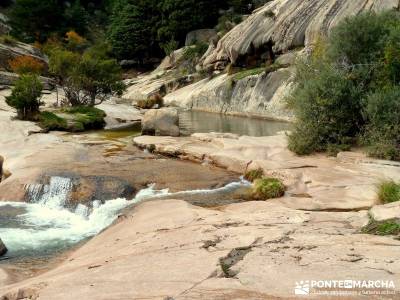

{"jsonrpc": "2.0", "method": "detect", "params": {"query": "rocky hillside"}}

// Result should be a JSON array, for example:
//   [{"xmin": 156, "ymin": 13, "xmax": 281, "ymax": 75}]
[
  {"xmin": 202, "ymin": 0, "xmax": 398, "ymax": 68},
  {"xmin": 124, "ymin": 0, "xmax": 399, "ymax": 121}
]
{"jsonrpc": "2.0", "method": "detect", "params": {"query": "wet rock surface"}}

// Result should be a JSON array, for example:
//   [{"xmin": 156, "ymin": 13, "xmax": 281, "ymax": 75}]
[
  {"xmin": 134, "ymin": 133, "xmax": 400, "ymax": 211},
  {"xmin": 0, "ymin": 239, "xmax": 7, "ymax": 257},
  {"xmin": 0, "ymin": 200, "xmax": 398, "ymax": 299}
]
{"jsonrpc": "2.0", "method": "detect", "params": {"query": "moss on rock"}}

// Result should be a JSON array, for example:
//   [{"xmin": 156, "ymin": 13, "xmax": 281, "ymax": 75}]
[
  {"xmin": 39, "ymin": 106, "xmax": 106, "ymax": 132},
  {"xmin": 251, "ymin": 177, "xmax": 285, "ymax": 200}
]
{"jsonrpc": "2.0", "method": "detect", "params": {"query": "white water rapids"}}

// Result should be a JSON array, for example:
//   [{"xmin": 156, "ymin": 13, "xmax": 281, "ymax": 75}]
[{"xmin": 0, "ymin": 176, "xmax": 249, "ymax": 258}]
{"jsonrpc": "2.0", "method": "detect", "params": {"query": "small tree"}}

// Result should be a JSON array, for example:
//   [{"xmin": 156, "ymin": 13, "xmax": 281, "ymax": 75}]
[
  {"xmin": 49, "ymin": 48, "xmax": 125, "ymax": 106},
  {"xmin": 6, "ymin": 74, "xmax": 43, "ymax": 120}
]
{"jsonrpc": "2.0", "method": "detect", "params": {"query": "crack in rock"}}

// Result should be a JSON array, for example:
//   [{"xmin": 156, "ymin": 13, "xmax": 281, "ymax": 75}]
[{"xmin": 218, "ymin": 238, "xmax": 263, "ymax": 278}]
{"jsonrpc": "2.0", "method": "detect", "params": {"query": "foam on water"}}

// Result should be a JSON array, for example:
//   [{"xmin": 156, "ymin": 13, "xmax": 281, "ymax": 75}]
[{"xmin": 0, "ymin": 178, "xmax": 249, "ymax": 258}]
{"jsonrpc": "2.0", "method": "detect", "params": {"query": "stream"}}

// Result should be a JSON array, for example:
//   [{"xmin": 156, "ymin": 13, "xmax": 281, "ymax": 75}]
[
  {"xmin": 179, "ymin": 110, "xmax": 291, "ymax": 136},
  {"xmin": 0, "ymin": 176, "xmax": 250, "ymax": 261},
  {"xmin": 0, "ymin": 110, "xmax": 290, "ymax": 266}
]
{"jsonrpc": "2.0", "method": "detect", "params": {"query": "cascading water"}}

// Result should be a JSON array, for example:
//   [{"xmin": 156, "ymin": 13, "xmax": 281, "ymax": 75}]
[
  {"xmin": 26, "ymin": 176, "xmax": 73, "ymax": 208},
  {"xmin": 0, "ymin": 176, "xmax": 249, "ymax": 260}
]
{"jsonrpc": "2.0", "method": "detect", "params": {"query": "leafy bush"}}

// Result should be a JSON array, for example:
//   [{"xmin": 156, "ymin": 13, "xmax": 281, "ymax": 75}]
[
  {"xmin": 377, "ymin": 180, "xmax": 400, "ymax": 204},
  {"xmin": 48, "ymin": 48, "xmax": 125, "ymax": 106},
  {"xmin": 8, "ymin": 55, "xmax": 46, "ymax": 75},
  {"xmin": 288, "ymin": 62, "xmax": 362, "ymax": 155},
  {"xmin": 251, "ymin": 177, "xmax": 285, "ymax": 200},
  {"xmin": 363, "ymin": 88, "xmax": 400, "ymax": 160},
  {"xmin": 5, "ymin": 74, "xmax": 43, "ymax": 120},
  {"xmin": 288, "ymin": 11, "xmax": 400, "ymax": 160},
  {"xmin": 183, "ymin": 42, "xmax": 208, "ymax": 61}
]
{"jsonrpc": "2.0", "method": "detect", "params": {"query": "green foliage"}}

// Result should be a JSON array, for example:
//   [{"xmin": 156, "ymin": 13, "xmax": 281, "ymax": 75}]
[
  {"xmin": 5, "ymin": 74, "xmax": 43, "ymax": 120},
  {"xmin": 39, "ymin": 111, "xmax": 68, "ymax": 130},
  {"xmin": 182, "ymin": 43, "xmax": 208, "ymax": 61},
  {"xmin": 107, "ymin": 0, "xmax": 226, "ymax": 61},
  {"xmin": 39, "ymin": 107, "xmax": 106, "ymax": 132},
  {"xmin": 9, "ymin": 0, "xmax": 94, "ymax": 43},
  {"xmin": 107, "ymin": 0, "xmax": 160, "ymax": 61},
  {"xmin": 288, "ymin": 62, "xmax": 362, "ymax": 155},
  {"xmin": 244, "ymin": 168, "xmax": 264, "ymax": 182},
  {"xmin": 251, "ymin": 177, "xmax": 285, "ymax": 200},
  {"xmin": 233, "ymin": 67, "xmax": 265, "ymax": 80},
  {"xmin": 377, "ymin": 180, "xmax": 400, "ymax": 204},
  {"xmin": 48, "ymin": 47, "xmax": 125, "ymax": 106},
  {"xmin": 9, "ymin": 0, "xmax": 64, "ymax": 43},
  {"xmin": 161, "ymin": 40, "xmax": 179, "ymax": 56},
  {"xmin": 328, "ymin": 11, "xmax": 400, "ymax": 65},
  {"xmin": 63, "ymin": 0, "xmax": 89, "ymax": 35},
  {"xmin": 157, "ymin": 0, "xmax": 220, "ymax": 50},
  {"xmin": 362, "ymin": 219, "xmax": 400, "ymax": 236},
  {"xmin": 48, "ymin": 48, "xmax": 80, "ymax": 80},
  {"xmin": 363, "ymin": 88, "xmax": 400, "ymax": 160},
  {"xmin": 0, "ymin": 35, "xmax": 17, "ymax": 46},
  {"xmin": 64, "ymin": 106, "xmax": 106, "ymax": 129},
  {"xmin": 288, "ymin": 11, "xmax": 400, "ymax": 160}
]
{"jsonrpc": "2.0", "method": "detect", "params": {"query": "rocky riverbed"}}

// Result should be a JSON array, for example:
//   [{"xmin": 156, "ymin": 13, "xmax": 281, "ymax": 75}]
[
  {"xmin": 0, "ymin": 90, "xmax": 400, "ymax": 298},
  {"xmin": 1, "ymin": 130, "xmax": 400, "ymax": 298}
]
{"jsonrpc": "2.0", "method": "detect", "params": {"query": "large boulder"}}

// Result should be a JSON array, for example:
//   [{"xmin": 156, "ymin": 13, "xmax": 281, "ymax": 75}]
[
  {"xmin": 369, "ymin": 202, "xmax": 400, "ymax": 222},
  {"xmin": 202, "ymin": 0, "xmax": 398, "ymax": 68},
  {"xmin": 0, "ymin": 41, "xmax": 48, "ymax": 71},
  {"xmin": 142, "ymin": 107, "xmax": 180, "ymax": 137},
  {"xmin": 185, "ymin": 29, "xmax": 218, "ymax": 46},
  {"xmin": 0, "ymin": 239, "xmax": 7, "ymax": 256},
  {"xmin": 164, "ymin": 66, "xmax": 294, "ymax": 121},
  {"xmin": 0, "ymin": 71, "xmax": 54, "ymax": 90}
]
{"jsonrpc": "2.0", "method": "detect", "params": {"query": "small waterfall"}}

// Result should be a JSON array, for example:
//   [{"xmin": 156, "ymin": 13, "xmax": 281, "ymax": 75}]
[
  {"xmin": 25, "ymin": 176, "xmax": 73, "ymax": 208},
  {"xmin": 75, "ymin": 204, "xmax": 90, "ymax": 218},
  {"xmin": 2, "ymin": 179, "xmax": 248, "ymax": 258}
]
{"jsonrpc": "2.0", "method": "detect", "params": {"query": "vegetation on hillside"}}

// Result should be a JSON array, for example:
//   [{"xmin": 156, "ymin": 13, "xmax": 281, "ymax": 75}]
[{"xmin": 288, "ymin": 11, "xmax": 400, "ymax": 161}]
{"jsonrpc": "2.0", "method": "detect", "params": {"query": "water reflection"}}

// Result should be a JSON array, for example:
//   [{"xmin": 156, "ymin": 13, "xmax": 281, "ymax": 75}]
[{"xmin": 179, "ymin": 110, "xmax": 291, "ymax": 136}]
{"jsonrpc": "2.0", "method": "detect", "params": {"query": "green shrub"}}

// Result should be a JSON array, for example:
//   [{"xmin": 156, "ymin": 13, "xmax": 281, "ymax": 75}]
[
  {"xmin": 48, "ymin": 48, "xmax": 125, "ymax": 107},
  {"xmin": 288, "ymin": 62, "xmax": 362, "ymax": 155},
  {"xmin": 363, "ymin": 88, "xmax": 400, "ymax": 161},
  {"xmin": 251, "ymin": 177, "xmax": 285, "ymax": 200},
  {"xmin": 244, "ymin": 168, "xmax": 264, "ymax": 182},
  {"xmin": 288, "ymin": 11, "xmax": 400, "ymax": 159},
  {"xmin": 0, "ymin": 35, "xmax": 17, "ymax": 46},
  {"xmin": 39, "ymin": 111, "xmax": 68, "ymax": 131},
  {"xmin": 362, "ymin": 219, "xmax": 400, "ymax": 236},
  {"xmin": 328, "ymin": 11, "xmax": 398, "ymax": 65},
  {"xmin": 5, "ymin": 74, "xmax": 43, "ymax": 120},
  {"xmin": 378, "ymin": 180, "xmax": 400, "ymax": 204},
  {"xmin": 183, "ymin": 42, "xmax": 209, "ymax": 61}
]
